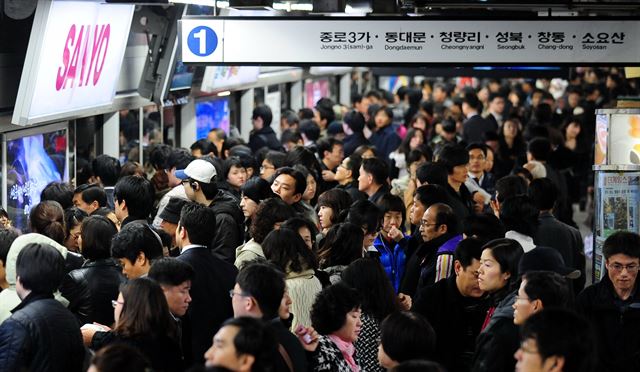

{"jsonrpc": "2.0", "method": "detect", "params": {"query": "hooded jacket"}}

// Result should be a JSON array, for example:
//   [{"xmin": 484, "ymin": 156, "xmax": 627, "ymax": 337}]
[{"xmin": 0, "ymin": 233, "xmax": 83, "ymax": 324}]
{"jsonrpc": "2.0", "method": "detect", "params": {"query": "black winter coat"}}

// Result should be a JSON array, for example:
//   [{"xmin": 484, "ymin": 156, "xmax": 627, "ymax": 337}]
[
  {"xmin": 249, "ymin": 127, "xmax": 282, "ymax": 153},
  {"xmin": 209, "ymin": 190, "xmax": 245, "ymax": 263},
  {"xmin": 400, "ymin": 232, "xmax": 455, "ymax": 297},
  {"xmin": 576, "ymin": 274, "xmax": 640, "ymax": 372},
  {"xmin": 91, "ymin": 331, "xmax": 182, "ymax": 372},
  {"xmin": 413, "ymin": 276, "xmax": 489, "ymax": 372},
  {"xmin": 0, "ymin": 293, "xmax": 85, "ymax": 371},
  {"xmin": 178, "ymin": 246, "xmax": 237, "ymax": 365},
  {"xmin": 271, "ymin": 318, "xmax": 309, "ymax": 372},
  {"xmin": 343, "ymin": 133, "xmax": 368, "ymax": 157},
  {"xmin": 534, "ymin": 211, "xmax": 586, "ymax": 294},
  {"xmin": 471, "ymin": 290, "xmax": 519, "ymax": 372},
  {"xmin": 445, "ymin": 184, "xmax": 474, "ymax": 232},
  {"xmin": 60, "ymin": 258, "xmax": 127, "ymax": 325}
]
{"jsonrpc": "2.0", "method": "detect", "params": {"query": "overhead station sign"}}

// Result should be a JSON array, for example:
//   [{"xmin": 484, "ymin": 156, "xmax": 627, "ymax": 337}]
[{"xmin": 180, "ymin": 18, "xmax": 640, "ymax": 65}]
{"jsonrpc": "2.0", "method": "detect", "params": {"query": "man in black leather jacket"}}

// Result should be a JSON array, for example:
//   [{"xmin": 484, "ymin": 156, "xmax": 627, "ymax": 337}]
[{"xmin": 0, "ymin": 243, "xmax": 85, "ymax": 371}]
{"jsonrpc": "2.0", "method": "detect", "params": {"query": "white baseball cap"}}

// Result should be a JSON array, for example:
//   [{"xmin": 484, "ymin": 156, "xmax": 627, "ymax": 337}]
[{"xmin": 175, "ymin": 159, "xmax": 217, "ymax": 183}]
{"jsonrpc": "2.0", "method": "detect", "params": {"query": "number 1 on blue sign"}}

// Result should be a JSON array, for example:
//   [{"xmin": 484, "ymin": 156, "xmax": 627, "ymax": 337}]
[
  {"xmin": 187, "ymin": 26, "xmax": 218, "ymax": 57},
  {"xmin": 194, "ymin": 29, "xmax": 207, "ymax": 55}
]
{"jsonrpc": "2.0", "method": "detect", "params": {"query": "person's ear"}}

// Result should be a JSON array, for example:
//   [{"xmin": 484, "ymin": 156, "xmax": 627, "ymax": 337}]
[
  {"xmin": 237, "ymin": 354, "xmax": 255, "ymax": 372},
  {"xmin": 292, "ymin": 193, "xmax": 302, "ymax": 203},
  {"xmin": 544, "ymin": 355, "xmax": 565, "ymax": 372},
  {"xmin": 90, "ymin": 200, "xmax": 99, "ymax": 212},
  {"xmin": 247, "ymin": 297, "xmax": 259, "ymax": 312},
  {"xmin": 136, "ymin": 252, "xmax": 147, "ymax": 266},
  {"xmin": 532, "ymin": 299, "xmax": 544, "ymax": 312},
  {"xmin": 502, "ymin": 271, "xmax": 511, "ymax": 282},
  {"xmin": 438, "ymin": 224, "xmax": 447, "ymax": 235},
  {"xmin": 191, "ymin": 181, "xmax": 200, "ymax": 191},
  {"xmin": 453, "ymin": 260, "xmax": 463, "ymax": 276}
]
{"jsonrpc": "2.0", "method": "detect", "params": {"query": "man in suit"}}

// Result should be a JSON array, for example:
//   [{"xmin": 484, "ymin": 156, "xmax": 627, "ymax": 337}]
[
  {"xmin": 462, "ymin": 92, "xmax": 497, "ymax": 145},
  {"xmin": 528, "ymin": 178, "xmax": 586, "ymax": 294},
  {"xmin": 527, "ymin": 137, "xmax": 574, "ymax": 228},
  {"xmin": 485, "ymin": 93, "xmax": 506, "ymax": 128},
  {"xmin": 176, "ymin": 202, "xmax": 238, "ymax": 365}
]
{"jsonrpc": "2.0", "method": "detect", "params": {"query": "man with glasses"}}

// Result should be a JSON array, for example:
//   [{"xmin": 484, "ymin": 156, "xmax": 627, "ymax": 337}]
[
  {"xmin": 576, "ymin": 231, "xmax": 640, "ymax": 371},
  {"xmin": 512, "ymin": 271, "xmax": 571, "ymax": 326},
  {"xmin": 401, "ymin": 203, "xmax": 462, "ymax": 297},
  {"xmin": 465, "ymin": 143, "xmax": 495, "ymax": 213},
  {"xmin": 412, "ymin": 238, "xmax": 489, "ymax": 372},
  {"xmin": 259, "ymin": 151, "xmax": 286, "ymax": 182}
]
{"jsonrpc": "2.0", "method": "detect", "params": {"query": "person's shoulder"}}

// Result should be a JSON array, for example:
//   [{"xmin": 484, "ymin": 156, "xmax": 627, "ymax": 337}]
[
  {"xmin": 12, "ymin": 298, "xmax": 68, "ymax": 323},
  {"xmin": 415, "ymin": 278, "xmax": 442, "ymax": 298},
  {"xmin": 576, "ymin": 281, "xmax": 603, "ymax": 302}
]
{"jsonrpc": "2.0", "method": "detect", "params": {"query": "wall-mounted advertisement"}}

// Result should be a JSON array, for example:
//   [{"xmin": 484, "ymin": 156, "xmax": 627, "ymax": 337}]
[
  {"xmin": 305, "ymin": 80, "xmax": 330, "ymax": 109},
  {"xmin": 378, "ymin": 76, "xmax": 411, "ymax": 94},
  {"xmin": 200, "ymin": 66, "xmax": 260, "ymax": 93},
  {"xmin": 595, "ymin": 114, "xmax": 609, "ymax": 165},
  {"xmin": 12, "ymin": 1, "xmax": 134, "ymax": 125},
  {"xmin": 195, "ymin": 98, "xmax": 230, "ymax": 138},
  {"xmin": 4, "ymin": 124, "xmax": 68, "ymax": 231},
  {"xmin": 608, "ymin": 114, "xmax": 640, "ymax": 165},
  {"xmin": 596, "ymin": 172, "xmax": 640, "ymax": 237}
]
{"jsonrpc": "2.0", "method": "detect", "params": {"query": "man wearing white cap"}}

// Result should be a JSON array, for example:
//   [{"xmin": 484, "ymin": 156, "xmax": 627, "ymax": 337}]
[{"xmin": 175, "ymin": 159, "xmax": 244, "ymax": 263}]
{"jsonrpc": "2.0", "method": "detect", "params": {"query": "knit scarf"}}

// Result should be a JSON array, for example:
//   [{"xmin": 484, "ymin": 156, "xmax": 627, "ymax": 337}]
[{"xmin": 328, "ymin": 335, "xmax": 360, "ymax": 372}]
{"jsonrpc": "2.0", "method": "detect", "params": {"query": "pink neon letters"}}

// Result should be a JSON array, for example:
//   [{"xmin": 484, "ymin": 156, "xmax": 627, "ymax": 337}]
[{"xmin": 56, "ymin": 24, "xmax": 111, "ymax": 91}]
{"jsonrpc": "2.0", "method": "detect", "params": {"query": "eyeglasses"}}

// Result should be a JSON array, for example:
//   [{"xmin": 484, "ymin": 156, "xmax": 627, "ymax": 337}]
[
  {"xmin": 111, "ymin": 300, "xmax": 124, "ymax": 308},
  {"xmin": 608, "ymin": 263, "xmax": 640, "ymax": 273},
  {"xmin": 420, "ymin": 219, "xmax": 438, "ymax": 228},
  {"xmin": 260, "ymin": 165, "xmax": 275, "ymax": 171},
  {"xmin": 515, "ymin": 295, "xmax": 531, "ymax": 302},
  {"xmin": 518, "ymin": 341, "xmax": 540, "ymax": 355},
  {"xmin": 229, "ymin": 290, "xmax": 250, "ymax": 298}
]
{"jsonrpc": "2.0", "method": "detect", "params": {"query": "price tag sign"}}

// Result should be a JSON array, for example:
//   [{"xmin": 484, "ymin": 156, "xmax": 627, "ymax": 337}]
[{"xmin": 181, "ymin": 19, "xmax": 224, "ymax": 63}]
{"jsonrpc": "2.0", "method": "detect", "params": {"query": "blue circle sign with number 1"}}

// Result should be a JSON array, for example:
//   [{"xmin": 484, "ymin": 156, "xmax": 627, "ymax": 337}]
[{"xmin": 187, "ymin": 26, "xmax": 218, "ymax": 57}]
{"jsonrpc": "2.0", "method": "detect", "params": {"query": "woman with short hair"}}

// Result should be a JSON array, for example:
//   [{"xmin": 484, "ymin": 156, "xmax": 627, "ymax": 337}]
[
  {"xmin": 310, "ymin": 282, "xmax": 363, "ymax": 372},
  {"xmin": 61, "ymin": 215, "xmax": 125, "ymax": 325}
]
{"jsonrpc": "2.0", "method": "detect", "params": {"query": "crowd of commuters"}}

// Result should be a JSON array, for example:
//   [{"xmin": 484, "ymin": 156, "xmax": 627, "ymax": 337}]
[{"xmin": 0, "ymin": 68, "xmax": 638, "ymax": 372}]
